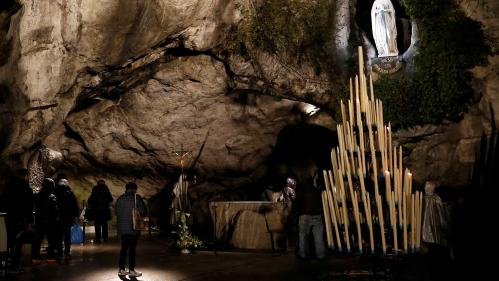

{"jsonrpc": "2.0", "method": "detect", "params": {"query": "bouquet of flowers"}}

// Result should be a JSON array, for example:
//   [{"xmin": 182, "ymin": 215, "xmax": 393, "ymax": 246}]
[{"xmin": 175, "ymin": 211, "xmax": 202, "ymax": 251}]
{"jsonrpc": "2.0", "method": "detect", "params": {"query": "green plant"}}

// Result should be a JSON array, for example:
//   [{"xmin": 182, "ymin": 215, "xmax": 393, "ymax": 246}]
[
  {"xmin": 175, "ymin": 211, "xmax": 202, "ymax": 250},
  {"xmin": 375, "ymin": 0, "xmax": 490, "ymax": 128},
  {"xmin": 224, "ymin": 0, "xmax": 337, "ymax": 78}
]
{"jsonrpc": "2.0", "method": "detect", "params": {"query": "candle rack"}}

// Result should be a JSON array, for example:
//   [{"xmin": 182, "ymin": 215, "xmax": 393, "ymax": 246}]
[{"xmin": 321, "ymin": 46, "xmax": 423, "ymax": 256}]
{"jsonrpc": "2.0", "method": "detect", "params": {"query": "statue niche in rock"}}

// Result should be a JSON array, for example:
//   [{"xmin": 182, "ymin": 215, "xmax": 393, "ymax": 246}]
[
  {"xmin": 370, "ymin": 0, "xmax": 405, "ymax": 75},
  {"xmin": 371, "ymin": 0, "xmax": 398, "ymax": 58}
]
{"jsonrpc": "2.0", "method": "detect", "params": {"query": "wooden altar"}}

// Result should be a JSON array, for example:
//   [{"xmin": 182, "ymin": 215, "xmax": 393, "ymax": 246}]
[{"xmin": 209, "ymin": 201, "xmax": 288, "ymax": 250}]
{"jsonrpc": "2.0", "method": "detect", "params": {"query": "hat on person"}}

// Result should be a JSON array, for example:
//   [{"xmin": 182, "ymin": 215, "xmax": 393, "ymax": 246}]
[{"xmin": 43, "ymin": 178, "xmax": 55, "ymax": 190}]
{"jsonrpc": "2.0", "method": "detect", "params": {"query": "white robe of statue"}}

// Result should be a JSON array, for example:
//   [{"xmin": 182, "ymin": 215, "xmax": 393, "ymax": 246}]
[
  {"xmin": 371, "ymin": 0, "xmax": 399, "ymax": 57},
  {"xmin": 170, "ymin": 174, "xmax": 190, "ymax": 225}
]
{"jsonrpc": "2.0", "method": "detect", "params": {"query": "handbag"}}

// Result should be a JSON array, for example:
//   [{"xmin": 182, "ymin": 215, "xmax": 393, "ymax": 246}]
[
  {"xmin": 132, "ymin": 194, "xmax": 146, "ymax": 231},
  {"xmin": 71, "ymin": 223, "xmax": 84, "ymax": 244}
]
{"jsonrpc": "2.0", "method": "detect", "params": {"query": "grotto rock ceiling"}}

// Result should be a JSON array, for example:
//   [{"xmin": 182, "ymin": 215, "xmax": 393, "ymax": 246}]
[{"xmin": 0, "ymin": 0, "xmax": 498, "ymax": 199}]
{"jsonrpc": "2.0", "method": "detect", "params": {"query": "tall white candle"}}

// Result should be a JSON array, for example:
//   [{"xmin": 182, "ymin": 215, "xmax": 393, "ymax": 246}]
[
  {"xmin": 341, "ymin": 100, "xmax": 347, "ymax": 129},
  {"xmin": 355, "ymin": 75, "xmax": 359, "ymax": 104},
  {"xmin": 388, "ymin": 124, "xmax": 393, "ymax": 173},
  {"xmin": 341, "ymin": 190, "xmax": 351, "ymax": 253},
  {"xmin": 358, "ymin": 46, "xmax": 364, "ymax": 79},
  {"xmin": 353, "ymin": 191, "xmax": 362, "ymax": 253},
  {"xmin": 385, "ymin": 171, "xmax": 391, "ymax": 204},
  {"xmin": 327, "ymin": 190, "xmax": 343, "ymax": 251},
  {"xmin": 367, "ymin": 192, "xmax": 375, "ymax": 254},
  {"xmin": 380, "ymin": 102, "xmax": 384, "ymax": 132},
  {"xmin": 377, "ymin": 194, "xmax": 386, "ymax": 254},
  {"xmin": 398, "ymin": 172, "xmax": 403, "ymax": 228},
  {"xmin": 392, "ymin": 190, "xmax": 398, "ymax": 251},
  {"xmin": 349, "ymin": 100, "xmax": 354, "ymax": 128},
  {"xmin": 349, "ymin": 78, "xmax": 353, "ymax": 104},
  {"xmin": 370, "ymin": 75, "xmax": 375, "ymax": 102},
  {"xmin": 356, "ymin": 99, "xmax": 362, "ymax": 132},
  {"xmin": 411, "ymin": 193, "xmax": 415, "ymax": 252},
  {"xmin": 321, "ymin": 192, "xmax": 334, "ymax": 248},
  {"xmin": 403, "ymin": 193, "xmax": 408, "ymax": 253},
  {"xmin": 418, "ymin": 191, "xmax": 423, "ymax": 250}
]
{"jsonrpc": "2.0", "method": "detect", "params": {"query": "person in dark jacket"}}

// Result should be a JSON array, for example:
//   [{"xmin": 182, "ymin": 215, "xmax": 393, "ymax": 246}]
[
  {"xmin": 32, "ymin": 178, "xmax": 60, "ymax": 262},
  {"xmin": 55, "ymin": 177, "xmax": 79, "ymax": 256},
  {"xmin": 87, "ymin": 180, "xmax": 113, "ymax": 243},
  {"xmin": 293, "ymin": 163, "xmax": 326, "ymax": 260},
  {"xmin": 116, "ymin": 182, "xmax": 147, "ymax": 277},
  {"xmin": 0, "ymin": 168, "xmax": 34, "ymax": 272}
]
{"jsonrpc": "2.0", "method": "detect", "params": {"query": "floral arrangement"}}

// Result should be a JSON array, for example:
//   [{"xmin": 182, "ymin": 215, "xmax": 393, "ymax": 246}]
[{"xmin": 175, "ymin": 211, "xmax": 202, "ymax": 251}]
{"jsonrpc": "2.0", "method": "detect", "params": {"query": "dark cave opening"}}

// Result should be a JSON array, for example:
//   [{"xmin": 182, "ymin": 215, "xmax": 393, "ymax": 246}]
[{"xmin": 263, "ymin": 123, "xmax": 338, "ymax": 192}]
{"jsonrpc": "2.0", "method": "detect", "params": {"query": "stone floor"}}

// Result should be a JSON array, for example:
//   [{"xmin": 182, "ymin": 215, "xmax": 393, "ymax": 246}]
[{"xmin": 1, "ymin": 236, "xmax": 435, "ymax": 281}]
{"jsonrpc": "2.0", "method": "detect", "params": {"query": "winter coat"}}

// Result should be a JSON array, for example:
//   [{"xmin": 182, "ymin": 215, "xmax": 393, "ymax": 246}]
[
  {"xmin": 87, "ymin": 184, "xmax": 113, "ymax": 221},
  {"xmin": 55, "ymin": 184, "xmax": 79, "ymax": 226},
  {"xmin": 115, "ymin": 191, "xmax": 147, "ymax": 235},
  {"xmin": 422, "ymin": 193, "xmax": 451, "ymax": 246},
  {"xmin": 34, "ymin": 191, "xmax": 60, "ymax": 225},
  {"xmin": 0, "ymin": 177, "xmax": 34, "ymax": 225},
  {"xmin": 294, "ymin": 176, "xmax": 324, "ymax": 216}
]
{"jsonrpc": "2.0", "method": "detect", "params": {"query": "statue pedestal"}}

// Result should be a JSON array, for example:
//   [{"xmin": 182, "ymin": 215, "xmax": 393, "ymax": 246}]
[
  {"xmin": 209, "ymin": 201, "xmax": 287, "ymax": 250},
  {"xmin": 371, "ymin": 56, "xmax": 405, "ymax": 75}
]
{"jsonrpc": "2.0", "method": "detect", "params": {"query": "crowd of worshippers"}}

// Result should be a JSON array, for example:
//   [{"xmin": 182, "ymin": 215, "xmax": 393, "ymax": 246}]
[
  {"xmin": 1, "ymin": 169, "xmax": 148, "ymax": 277},
  {"xmin": 0, "ymin": 169, "xmax": 120, "ymax": 273},
  {"xmin": 0, "ymin": 169, "xmax": 80, "ymax": 272}
]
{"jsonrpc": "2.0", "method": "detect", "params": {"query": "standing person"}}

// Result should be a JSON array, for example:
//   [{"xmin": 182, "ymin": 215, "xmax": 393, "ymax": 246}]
[
  {"xmin": 116, "ymin": 182, "xmax": 147, "ymax": 277},
  {"xmin": 293, "ymin": 163, "xmax": 326, "ymax": 260},
  {"xmin": 279, "ymin": 177, "xmax": 297, "ymax": 250},
  {"xmin": 87, "ymin": 180, "xmax": 113, "ymax": 243},
  {"xmin": 422, "ymin": 181, "xmax": 452, "ymax": 280},
  {"xmin": 279, "ymin": 177, "xmax": 297, "ymax": 206},
  {"xmin": 55, "ymin": 177, "xmax": 79, "ymax": 257},
  {"xmin": 0, "ymin": 168, "xmax": 34, "ymax": 272},
  {"xmin": 32, "ymin": 178, "xmax": 60, "ymax": 262}
]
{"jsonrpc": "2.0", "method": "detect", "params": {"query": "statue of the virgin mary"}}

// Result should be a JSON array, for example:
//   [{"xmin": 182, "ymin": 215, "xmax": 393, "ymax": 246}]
[{"xmin": 371, "ymin": 0, "xmax": 398, "ymax": 57}]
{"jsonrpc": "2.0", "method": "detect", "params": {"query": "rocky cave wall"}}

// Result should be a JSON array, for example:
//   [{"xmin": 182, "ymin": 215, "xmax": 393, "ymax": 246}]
[
  {"xmin": 0, "ymin": 0, "xmax": 498, "ymax": 229},
  {"xmin": 0, "ymin": 0, "xmax": 326, "ymax": 192},
  {"xmin": 396, "ymin": 0, "xmax": 499, "ymax": 186},
  {"xmin": 0, "ymin": 0, "xmax": 344, "ymax": 229}
]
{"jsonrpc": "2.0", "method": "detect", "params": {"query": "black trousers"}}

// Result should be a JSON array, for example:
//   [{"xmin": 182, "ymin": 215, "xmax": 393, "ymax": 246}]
[
  {"xmin": 10, "ymin": 231, "xmax": 34, "ymax": 268},
  {"xmin": 32, "ymin": 223, "xmax": 59, "ymax": 259},
  {"xmin": 119, "ymin": 234, "xmax": 139, "ymax": 270},
  {"xmin": 6, "ymin": 221, "xmax": 22, "ymax": 251},
  {"xmin": 59, "ymin": 223, "xmax": 72, "ymax": 255},
  {"xmin": 94, "ymin": 219, "xmax": 108, "ymax": 242}
]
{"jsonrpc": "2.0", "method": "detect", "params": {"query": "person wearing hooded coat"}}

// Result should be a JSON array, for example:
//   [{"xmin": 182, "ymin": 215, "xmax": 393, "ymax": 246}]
[
  {"xmin": 32, "ymin": 178, "xmax": 60, "ymax": 261},
  {"xmin": 87, "ymin": 180, "xmax": 113, "ymax": 242},
  {"xmin": 0, "ymin": 168, "xmax": 34, "ymax": 271},
  {"xmin": 54, "ymin": 177, "xmax": 79, "ymax": 256}
]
